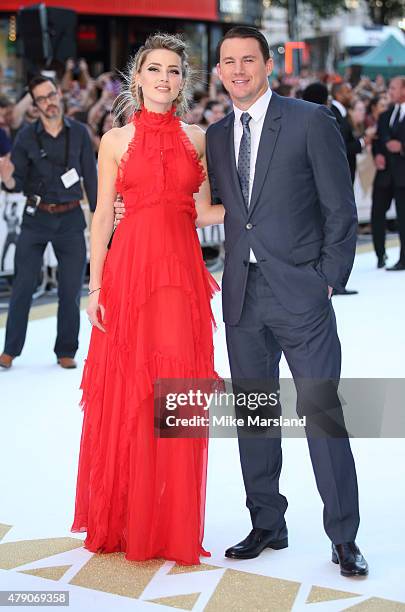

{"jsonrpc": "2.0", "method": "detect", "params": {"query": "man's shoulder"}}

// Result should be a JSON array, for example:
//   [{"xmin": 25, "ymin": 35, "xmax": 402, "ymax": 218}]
[
  {"xmin": 380, "ymin": 108, "xmax": 392, "ymax": 122},
  {"xmin": 278, "ymin": 94, "xmax": 326, "ymax": 118},
  {"xmin": 14, "ymin": 121, "xmax": 37, "ymax": 142}
]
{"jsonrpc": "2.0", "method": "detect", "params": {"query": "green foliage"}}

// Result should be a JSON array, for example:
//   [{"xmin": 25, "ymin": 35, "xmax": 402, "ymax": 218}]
[
  {"xmin": 271, "ymin": 0, "xmax": 405, "ymax": 22},
  {"xmin": 302, "ymin": 0, "xmax": 346, "ymax": 18}
]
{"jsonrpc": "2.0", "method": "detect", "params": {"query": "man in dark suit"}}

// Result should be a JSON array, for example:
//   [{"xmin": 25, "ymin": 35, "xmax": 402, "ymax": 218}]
[
  {"xmin": 206, "ymin": 26, "xmax": 367, "ymax": 577},
  {"xmin": 329, "ymin": 82, "xmax": 367, "ymax": 295},
  {"xmin": 371, "ymin": 76, "xmax": 405, "ymax": 270},
  {"xmin": 330, "ymin": 82, "xmax": 366, "ymax": 184}
]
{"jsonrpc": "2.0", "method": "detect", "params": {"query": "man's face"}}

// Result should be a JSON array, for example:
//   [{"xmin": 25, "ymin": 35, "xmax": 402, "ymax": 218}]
[
  {"xmin": 25, "ymin": 102, "xmax": 40, "ymax": 122},
  {"xmin": 388, "ymin": 78, "xmax": 405, "ymax": 105},
  {"xmin": 338, "ymin": 84, "xmax": 353, "ymax": 107},
  {"xmin": 32, "ymin": 81, "xmax": 62, "ymax": 119},
  {"xmin": 216, "ymin": 37, "xmax": 273, "ymax": 109}
]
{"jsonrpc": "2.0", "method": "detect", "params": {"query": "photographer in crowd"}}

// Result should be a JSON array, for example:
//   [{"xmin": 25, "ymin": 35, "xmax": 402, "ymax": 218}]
[{"xmin": 0, "ymin": 75, "xmax": 97, "ymax": 370}]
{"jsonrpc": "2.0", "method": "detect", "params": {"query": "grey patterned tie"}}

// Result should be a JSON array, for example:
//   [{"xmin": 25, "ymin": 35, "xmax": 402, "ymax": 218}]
[{"xmin": 237, "ymin": 112, "xmax": 252, "ymax": 207}]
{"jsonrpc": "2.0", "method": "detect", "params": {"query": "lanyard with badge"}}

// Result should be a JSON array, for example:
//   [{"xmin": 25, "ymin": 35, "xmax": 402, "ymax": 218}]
[
  {"xmin": 26, "ymin": 122, "xmax": 80, "ymax": 216},
  {"xmin": 35, "ymin": 123, "xmax": 80, "ymax": 189}
]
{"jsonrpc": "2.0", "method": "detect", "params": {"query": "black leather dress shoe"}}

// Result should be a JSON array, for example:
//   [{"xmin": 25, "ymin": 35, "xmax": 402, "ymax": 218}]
[
  {"xmin": 332, "ymin": 288, "xmax": 359, "ymax": 296},
  {"xmin": 332, "ymin": 542, "xmax": 368, "ymax": 577},
  {"xmin": 377, "ymin": 254, "xmax": 387, "ymax": 268},
  {"xmin": 225, "ymin": 527, "xmax": 288, "ymax": 560},
  {"xmin": 386, "ymin": 261, "xmax": 405, "ymax": 271}
]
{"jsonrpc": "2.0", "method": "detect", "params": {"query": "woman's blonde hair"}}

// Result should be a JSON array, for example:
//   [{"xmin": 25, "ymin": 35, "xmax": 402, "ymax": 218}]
[{"xmin": 113, "ymin": 33, "xmax": 192, "ymax": 122}]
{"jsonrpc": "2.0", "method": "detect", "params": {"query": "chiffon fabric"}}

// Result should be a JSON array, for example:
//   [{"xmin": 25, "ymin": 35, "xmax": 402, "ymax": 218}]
[{"xmin": 71, "ymin": 105, "xmax": 219, "ymax": 565}]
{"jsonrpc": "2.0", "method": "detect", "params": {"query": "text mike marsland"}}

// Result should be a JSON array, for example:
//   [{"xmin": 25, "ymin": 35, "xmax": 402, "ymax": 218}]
[{"xmin": 165, "ymin": 415, "xmax": 307, "ymax": 427}]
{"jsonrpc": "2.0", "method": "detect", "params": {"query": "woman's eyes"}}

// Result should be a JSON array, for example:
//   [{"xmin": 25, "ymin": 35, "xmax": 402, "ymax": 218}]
[{"xmin": 147, "ymin": 67, "xmax": 180, "ymax": 74}]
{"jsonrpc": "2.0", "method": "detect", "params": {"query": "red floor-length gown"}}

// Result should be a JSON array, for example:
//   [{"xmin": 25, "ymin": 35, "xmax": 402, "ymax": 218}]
[{"xmin": 71, "ymin": 105, "xmax": 219, "ymax": 565}]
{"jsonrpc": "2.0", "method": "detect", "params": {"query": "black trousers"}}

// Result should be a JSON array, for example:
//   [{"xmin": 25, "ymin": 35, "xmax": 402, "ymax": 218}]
[
  {"xmin": 372, "ymin": 184, "xmax": 405, "ymax": 262},
  {"xmin": 225, "ymin": 265, "xmax": 360, "ymax": 545},
  {"xmin": 4, "ymin": 217, "xmax": 86, "ymax": 359}
]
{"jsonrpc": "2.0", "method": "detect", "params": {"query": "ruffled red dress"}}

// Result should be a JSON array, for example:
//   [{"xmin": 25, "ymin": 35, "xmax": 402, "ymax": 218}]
[{"xmin": 71, "ymin": 106, "xmax": 219, "ymax": 565}]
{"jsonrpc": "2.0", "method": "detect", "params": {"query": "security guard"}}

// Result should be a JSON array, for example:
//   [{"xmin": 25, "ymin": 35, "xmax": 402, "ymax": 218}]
[{"xmin": 0, "ymin": 75, "xmax": 97, "ymax": 369}]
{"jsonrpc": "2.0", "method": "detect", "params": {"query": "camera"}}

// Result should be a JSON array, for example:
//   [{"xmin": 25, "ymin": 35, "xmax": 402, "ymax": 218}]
[
  {"xmin": 71, "ymin": 63, "xmax": 81, "ymax": 80},
  {"xmin": 24, "ymin": 194, "xmax": 41, "ymax": 216}
]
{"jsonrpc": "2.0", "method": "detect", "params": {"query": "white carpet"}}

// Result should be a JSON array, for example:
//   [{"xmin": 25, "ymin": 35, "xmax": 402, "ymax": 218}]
[{"xmin": 1, "ymin": 246, "xmax": 404, "ymax": 611}]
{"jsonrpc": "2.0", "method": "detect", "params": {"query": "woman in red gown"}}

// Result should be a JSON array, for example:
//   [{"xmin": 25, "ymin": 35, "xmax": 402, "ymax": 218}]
[{"xmin": 71, "ymin": 34, "xmax": 225, "ymax": 565}]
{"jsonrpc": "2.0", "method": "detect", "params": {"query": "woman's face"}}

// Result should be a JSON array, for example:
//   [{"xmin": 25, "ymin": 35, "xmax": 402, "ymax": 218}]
[
  {"xmin": 376, "ymin": 95, "xmax": 389, "ymax": 116},
  {"xmin": 136, "ymin": 48, "xmax": 183, "ymax": 110},
  {"xmin": 350, "ymin": 100, "xmax": 365, "ymax": 125}
]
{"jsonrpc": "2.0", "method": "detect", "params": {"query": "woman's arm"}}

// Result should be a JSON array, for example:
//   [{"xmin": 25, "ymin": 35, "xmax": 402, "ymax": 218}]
[
  {"xmin": 187, "ymin": 125, "xmax": 225, "ymax": 228},
  {"xmin": 61, "ymin": 59, "xmax": 74, "ymax": 93},
  {"xmin": 88, "ymin": 130, "xmax": 117, "ymax": 290},
  {"xmin": 10, "ymin": 92, "xmax": 32, "ymax": 130},
  {"xmin": 86, "ymin": 129, "xmax": 119, "ymax": 331}
]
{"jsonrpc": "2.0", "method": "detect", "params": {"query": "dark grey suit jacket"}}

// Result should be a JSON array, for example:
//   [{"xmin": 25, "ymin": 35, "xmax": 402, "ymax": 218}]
[
  {"xmin": 373, "ymin": 106, "xmax": 405, "ymax": 189},
  {"xmin": 206, "ymin": 93, "xmax": 358, "ymax": 325}
]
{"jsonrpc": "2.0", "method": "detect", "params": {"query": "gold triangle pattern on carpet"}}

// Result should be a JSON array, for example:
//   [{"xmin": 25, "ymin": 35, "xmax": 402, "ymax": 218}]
[
  {"xmin": 0, "ymin": 537, "xmax": 83, "ymax": 570},
  {"xmin": 147, "ymin": 592, "xmax": 200, "ymax": 610},
  {"xmin": 168, "ymin": 563, "xmax": 220, "ymax": 575},
  {"xmin": 69, "ymin": 553, "xmax": 164, "ymax": 598},
  {"xmin": 306, "ymin": 585, "xmax": 360, "ymax": 603},
  {"xmin": 19, "ymin": 565, "xmax": 72, "ymax": 581},
  {"xmin": 344, "ymin": 597, "xmax": 405, "ymax": 611},
  {"xmin": 0, "ymin": 524, "xmax": 13, "ymax": 543}
]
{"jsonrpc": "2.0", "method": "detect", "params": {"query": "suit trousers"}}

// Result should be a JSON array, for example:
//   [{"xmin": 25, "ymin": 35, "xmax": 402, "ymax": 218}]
[
  {"xmin": 372, "ymin": 184, "xmax": 405, "ymax": 262},
  {"xmin": 225, "ymin": 264, "xmax": 360, "ymax": 544},
  {"xmin": 4, "ymin": 218, "xmax": 86, "ymax": 359}
]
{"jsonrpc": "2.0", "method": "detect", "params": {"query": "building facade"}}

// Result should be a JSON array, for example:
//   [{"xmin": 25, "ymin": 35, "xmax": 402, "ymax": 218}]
[{"xmin": 0, "ymin": 0, "xmax": 263, "ymax": 98}]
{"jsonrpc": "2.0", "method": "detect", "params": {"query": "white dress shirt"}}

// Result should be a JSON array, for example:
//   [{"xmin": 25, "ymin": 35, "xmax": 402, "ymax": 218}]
[
  {"xmin": 233, "ymin": 87, "xmax": 272, "ymax": 263},
  {"xmin": 331, "ymin": 99, "xmax": 347, "ymax": 118},
  {"xmin": 332, "ymin": 99, "xmax": 365, "ymax": 151}
]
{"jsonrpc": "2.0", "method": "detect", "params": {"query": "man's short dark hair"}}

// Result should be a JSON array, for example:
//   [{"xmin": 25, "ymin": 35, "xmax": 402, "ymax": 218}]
[
  {"xmin": 274, "ymin": 83, "xmax": 293, "ymax": 97},
  {"xmin": 331, "ymin": 81, "xmax": 347, "ymax": 100},
  {"xmin": 216, "ymin": 26, "xmax": 270, "ymax": 63},
  {"xmin": 28, "ymin": 75, "xmax": 57, "ymax": 99},
  {"xmin": 302, "ymin": 82, "xmax": 329, "ymax": 105}
]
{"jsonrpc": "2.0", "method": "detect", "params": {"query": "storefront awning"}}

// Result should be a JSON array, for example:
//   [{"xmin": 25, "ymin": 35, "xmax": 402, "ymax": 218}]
[
  {"xmin": 0, "ymin": 0, "xmax": 218, "ymax": 20},
  {"xmin": 339, "ymin": 35, "xmax": 405, "ymax": 78}
]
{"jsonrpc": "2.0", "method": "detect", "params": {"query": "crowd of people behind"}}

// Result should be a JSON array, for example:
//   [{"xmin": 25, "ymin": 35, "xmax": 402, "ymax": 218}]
[
  {"xmin": 0, "ymin": 58, "xmax": 393, "ymax": 161},
  {"xmin": 0, "ymin": 58, "xmax": 403, "ymax": 276}
]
